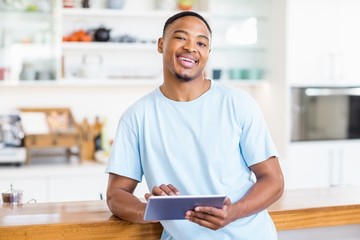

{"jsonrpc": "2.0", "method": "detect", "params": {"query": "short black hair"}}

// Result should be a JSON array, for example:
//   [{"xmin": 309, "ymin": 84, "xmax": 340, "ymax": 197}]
[{"xmin": 162, "ymin": 11, "xmax": 212, "ymax": 37}]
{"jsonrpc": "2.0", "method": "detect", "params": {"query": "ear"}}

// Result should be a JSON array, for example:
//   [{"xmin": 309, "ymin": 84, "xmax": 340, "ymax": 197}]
[{"xmin": 157, "ymin": 37, "xmax": 163, "ymax": 53}]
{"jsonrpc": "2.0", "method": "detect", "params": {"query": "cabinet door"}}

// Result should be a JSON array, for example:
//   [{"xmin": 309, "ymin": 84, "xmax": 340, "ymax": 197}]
[
  {"xmin": 287, "ymin": 141, "xmax": 360, "ymax": 189},
  {"xmin": 341, "ymin": 141, "xmax": 360, "ymax": 186},
  {"xmin": 287, "ymin": 0, "xmax": 337, "ymax": 85},
  {"xmin": 288, "ymin": 0, "xmax": 360, "ymax": 86},
  {"xmin": 48, "ymin": 174, "xmax": 108, "ymax": 202},
  {"xmin": 286, "ymin": 142, "xmax": 331, "ymax": 189}
]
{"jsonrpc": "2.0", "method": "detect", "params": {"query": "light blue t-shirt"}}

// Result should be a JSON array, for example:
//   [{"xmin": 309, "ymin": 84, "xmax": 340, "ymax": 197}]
[{"xmin": 106, "ymin": 80, "xmax": 278, "ymax": 240}]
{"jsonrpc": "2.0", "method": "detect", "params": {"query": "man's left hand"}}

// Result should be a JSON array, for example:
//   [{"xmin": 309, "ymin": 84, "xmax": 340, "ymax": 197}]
[{"xmin": 185, "ymin": 197, "xmax": 238, "ymax": 230}]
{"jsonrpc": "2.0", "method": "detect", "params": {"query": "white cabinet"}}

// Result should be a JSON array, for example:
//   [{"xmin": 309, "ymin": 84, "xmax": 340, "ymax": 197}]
[
  {"xmin": 287, "ymin": 0, "xmax": 360, "ymax": 87},
  {"xmin": 286, "ymin": 141, "xmax": 360, "ymax": 189},
  {"xmin": 0, "ymin": 163, "xmax": 152, "ymax": 203},
  {"xmin": 48, "ymin": 174, "xmax": 107, "ymax": 202},
  {"xmin": 286, "ymin": 142, "xmax": 331, "ymax": 189},
  {"xmin": 0, "ymin": 164, "xmax": 112, "ymax": 203},
  {"xmin": 285, "ymin": 0, "xmax": 360, "ymax": 189},
  {"xmin": 341, "ymin": 141, "xmax": 360, "ymax": 186}
]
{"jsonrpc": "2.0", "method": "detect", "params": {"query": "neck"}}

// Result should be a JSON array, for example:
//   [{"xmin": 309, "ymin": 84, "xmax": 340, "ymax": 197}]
[{"xmin": 160, "ymin": 77, "xmax": 210, "ymax": 102}]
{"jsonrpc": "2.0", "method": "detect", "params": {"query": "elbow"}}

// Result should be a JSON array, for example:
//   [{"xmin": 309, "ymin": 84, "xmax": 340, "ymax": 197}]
[
  {"xmin": 106, "ymin": 188, "xmax": 117, "ymax": 215},
  {"xmin": 275, "ymin": 172, "xmax": 285, "ymax": 201}
]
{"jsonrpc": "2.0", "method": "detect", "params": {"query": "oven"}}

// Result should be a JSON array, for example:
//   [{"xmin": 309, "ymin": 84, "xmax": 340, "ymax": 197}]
[{"xmin": 291, "ymin": 87, "xmax": 360, "ymax": 141}]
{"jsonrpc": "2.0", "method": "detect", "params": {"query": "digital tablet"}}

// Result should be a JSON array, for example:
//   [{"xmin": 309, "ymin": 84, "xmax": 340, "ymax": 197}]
[{"xmin": 144, "ymin": 195, "xmax": 227, "ymax": 221}]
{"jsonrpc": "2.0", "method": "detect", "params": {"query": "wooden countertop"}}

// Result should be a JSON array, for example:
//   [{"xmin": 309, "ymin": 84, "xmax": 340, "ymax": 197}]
[
  {"xmin": 1, "ymin": 186, "xmax": 360, "ymax": 240},
  {"xmin": 268, "ymin": 186, "xmax": 360, "ymax": 230}
]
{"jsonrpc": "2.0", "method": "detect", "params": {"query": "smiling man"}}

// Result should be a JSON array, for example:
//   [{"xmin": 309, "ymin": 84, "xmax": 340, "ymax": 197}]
[{"xmin": 106, "ymin": 11, "xmax": 284, "ymax": 240}]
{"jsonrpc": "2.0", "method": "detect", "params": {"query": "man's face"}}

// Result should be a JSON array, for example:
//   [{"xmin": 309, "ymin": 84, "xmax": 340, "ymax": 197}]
[{"xmin": 158, "ymin": 16, "xmax": 211, "ymax": 82}]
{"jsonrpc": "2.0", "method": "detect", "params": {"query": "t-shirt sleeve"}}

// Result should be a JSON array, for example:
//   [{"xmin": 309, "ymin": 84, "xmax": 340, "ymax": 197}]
[
  {"xmin": 105, "ymin": 116, "xmax": 143, "ymax": 182},
  {"xmin": 239, "ymin": 98, "xmax": 278, "ymax": 167}
]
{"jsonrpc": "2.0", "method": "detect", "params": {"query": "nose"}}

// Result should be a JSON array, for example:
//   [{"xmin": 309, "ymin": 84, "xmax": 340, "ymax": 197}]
[{"xmin": 183, "ymin": 39, "xmax": 197, "ymax": 52}]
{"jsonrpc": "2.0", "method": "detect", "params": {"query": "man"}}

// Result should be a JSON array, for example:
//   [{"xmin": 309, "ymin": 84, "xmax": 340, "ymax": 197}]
[{"xmin": 106, "ymin": 11, "xmax": 284, "ymax": 239}]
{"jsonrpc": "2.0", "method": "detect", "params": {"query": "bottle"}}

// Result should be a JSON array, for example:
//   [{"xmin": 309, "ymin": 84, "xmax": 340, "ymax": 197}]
[
  {"xmin": 100, "ymin": 117, "xmax": 107, "ymax": 152},
  {"xmin": 82, "ymin": 0, "xmax": 90, "ymax": 8},
  {"xmin": 94, "ymin": 116, "xmax": 102, "ymax": 151}
]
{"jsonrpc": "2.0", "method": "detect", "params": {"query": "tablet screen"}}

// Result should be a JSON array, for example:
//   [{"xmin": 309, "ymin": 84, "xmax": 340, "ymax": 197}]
[{"xmin": 144, "ymin": 195, "xmax": 226, "ymax": 221}]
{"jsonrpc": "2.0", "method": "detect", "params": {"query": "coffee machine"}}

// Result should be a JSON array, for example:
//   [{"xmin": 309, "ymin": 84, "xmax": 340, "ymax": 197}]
[{"xmin": 0, "ymin": 109, "xmax": 26, "ymax": 165}]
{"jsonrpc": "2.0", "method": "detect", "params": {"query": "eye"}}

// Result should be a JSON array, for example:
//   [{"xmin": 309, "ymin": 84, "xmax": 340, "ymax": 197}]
[
  {"xmin": 197, "ymin": 42, "xmax": 207, "ymax": 47},
  {"xmin": 174, "ymin": 36, "xmax": 186, "ymax": 41}
]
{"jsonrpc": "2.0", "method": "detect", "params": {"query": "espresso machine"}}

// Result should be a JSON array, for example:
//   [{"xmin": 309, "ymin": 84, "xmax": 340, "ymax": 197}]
[{"xmin": 0, "ymin": 109, "xmax": 26, "ymax": 165}]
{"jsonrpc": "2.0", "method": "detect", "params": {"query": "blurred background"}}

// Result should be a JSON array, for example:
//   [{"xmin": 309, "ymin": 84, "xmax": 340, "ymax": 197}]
[{"xmin": 0, "ymin": 0, "xmax": 359, "ymax": 203}]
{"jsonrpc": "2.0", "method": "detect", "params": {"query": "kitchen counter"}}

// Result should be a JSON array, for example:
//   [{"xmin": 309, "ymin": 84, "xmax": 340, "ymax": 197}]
[
  {"xmin": 1, "ymin": 186, "xmax": 360, "ymax": 240},
  {"xmin": 268, "ymin": 186, "xmax": 360, "ymax": 230}
]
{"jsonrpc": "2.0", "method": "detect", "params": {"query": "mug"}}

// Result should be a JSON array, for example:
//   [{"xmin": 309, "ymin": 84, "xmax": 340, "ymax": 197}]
[
  {"xmin": 228, "ymin": 68, "xmax": 242, "ymax": 80},
  {"xmin": 212, "ymin": 69, "xmax": 222, "ymax": 80}
]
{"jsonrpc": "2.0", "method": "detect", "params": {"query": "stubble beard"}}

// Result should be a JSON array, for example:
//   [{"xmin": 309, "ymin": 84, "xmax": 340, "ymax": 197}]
[{"xmin": 175, "ymin": 72, "xmax": 193, "ymax": 82}]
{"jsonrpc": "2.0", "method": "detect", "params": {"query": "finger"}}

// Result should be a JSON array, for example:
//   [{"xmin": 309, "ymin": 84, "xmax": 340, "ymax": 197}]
[
  {"xmin": 151, "ymin": 186, "xmax": 167, "ymax": 196},
  {"xmin": 144, "ymin": 193, "xmax": 151, "ymax": 200},
  {"xmin": 167, "ymin": 184, "xmax": 180, "ymax": 195},
  {"xmin": 185, "ymin": 211, "xmax": 218, "ymax": 230},
  {"xmin": 194, "ymin": 206, "xmax": 221, "ymax": 217},
  {"xmin": 159, "ymin": 184, "xmax": 177, "ymax": 196},
  {"xmin": 224, "ymin": 197, "xmax": 231, "ymax": 206}
]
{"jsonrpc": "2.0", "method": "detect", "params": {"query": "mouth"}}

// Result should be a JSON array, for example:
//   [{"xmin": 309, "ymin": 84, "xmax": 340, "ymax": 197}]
[{"xmin": 177, "ymin": 54, "xmax": 198, "ymax": 68}]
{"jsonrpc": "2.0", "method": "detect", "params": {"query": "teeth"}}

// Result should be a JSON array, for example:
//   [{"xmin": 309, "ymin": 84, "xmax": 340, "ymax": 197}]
[{"xmin": 179, "ymin": 57, "xmax": 195, "ymax": 63}]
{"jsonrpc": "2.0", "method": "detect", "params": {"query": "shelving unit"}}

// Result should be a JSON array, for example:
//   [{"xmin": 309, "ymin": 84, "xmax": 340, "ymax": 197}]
[
  {"xmin": 62, "ymin": 7, "xmax": 204, "ymax": 19},
  {"xmin": 0, "ymin": 5, "xmax": 60, "ymax": 83},
  {"xmin": 59, "ymin": 0, "xmax": 270, "ymax": 85},
  {"xmin": 0, "ymin": 0, "xmax": 271, "ymax": 87},
  {"xmin": 62, "ymin": 42, "xmax": 157, "ymax": 51}
]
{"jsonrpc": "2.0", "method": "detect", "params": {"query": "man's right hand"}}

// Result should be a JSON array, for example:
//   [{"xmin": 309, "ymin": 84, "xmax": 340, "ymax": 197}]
[{"xmin": 144, "ymin": 184, "xmax": 180, "ymax": 200}]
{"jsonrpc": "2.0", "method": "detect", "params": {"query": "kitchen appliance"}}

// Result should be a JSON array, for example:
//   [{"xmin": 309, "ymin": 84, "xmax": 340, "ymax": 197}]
[
  {"xmin": 0, "ymin": 110, "xmax": 26, "ymax": 165},
  {"xmin": 0, "ymin": 112, "xmax": 24, "ymax": 147},
  {"xmin": 291, "ymin": 87, "xmax": 360, "ymax": 141}
]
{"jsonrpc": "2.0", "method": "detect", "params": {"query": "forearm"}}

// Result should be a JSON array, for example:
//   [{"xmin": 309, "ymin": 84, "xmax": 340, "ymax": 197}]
[
  {"xmin": 107, "ymin": 189, "xmax": 148, "ymax": 224},
  {"xmin": 234, "ymin": 167, "xmax": 284, "ymax": 219}
]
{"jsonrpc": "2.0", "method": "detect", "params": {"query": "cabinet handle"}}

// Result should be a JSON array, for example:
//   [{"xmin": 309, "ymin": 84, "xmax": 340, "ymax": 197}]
[{"xmin": 305, "ymin": 87, "xmax": 360, "ymax": 96}]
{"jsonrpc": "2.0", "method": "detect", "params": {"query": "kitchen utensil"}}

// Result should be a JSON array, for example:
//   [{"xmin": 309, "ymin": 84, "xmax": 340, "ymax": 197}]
[
  {"xmin": 35, "ymin": 70, "xmax": 54, "ymax": 80},
  {"xmin": 79, "ymin": 54, "xmax": 104, "ymax": 79},
  {"xmin": 2, "ymin": 184, "xmax": 23, "ymax": 204},
  {"xmin": 93, "ymin": 26, "xmax": 111, "ymax": 42},
  {"xmin": 107, "ymin": 0, "xmax": 125, "ymax": 9},
  {"xmin": 19, "ymin": 62, "xmax": 36, "ymax": 80}
]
